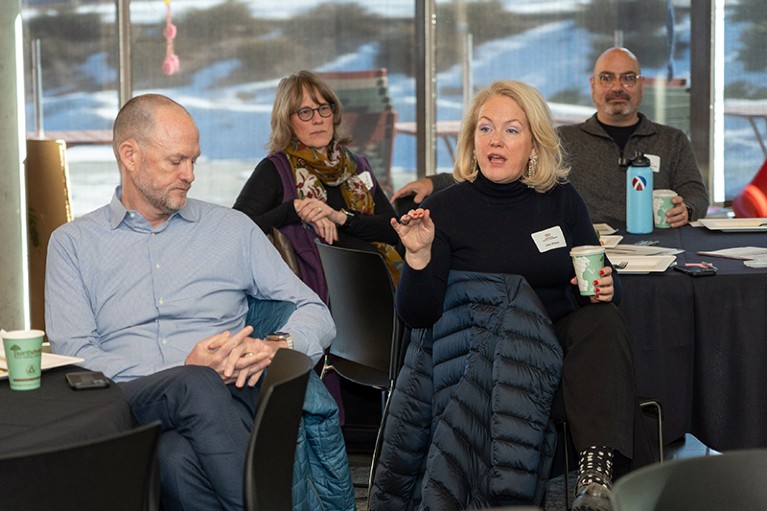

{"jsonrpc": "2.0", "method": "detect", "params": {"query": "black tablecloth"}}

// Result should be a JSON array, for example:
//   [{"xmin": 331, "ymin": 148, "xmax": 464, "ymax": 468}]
[
  {"xmin": 0, "ymin": 365, "xmax": 135, "ymax": 457},
  {"xmin": 615, "ymin": 224, "xmax": 767, "ymax": 451}
]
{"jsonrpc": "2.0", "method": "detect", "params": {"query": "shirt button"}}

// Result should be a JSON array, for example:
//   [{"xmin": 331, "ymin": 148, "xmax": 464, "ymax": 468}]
[
  {"xmin": 159, "ymin": 298, "xmax": 164, "ymax": 305},
  {"xmin": 155, "ymin": 263, "xmax": 161, "ymax": 270},
  {"xmin": 161, "ymin": 338, "xmax": 168, "ymax": 345},
  {"xmin": 130, "ymin": 213, "xmax": 136, "ymax": 218}
]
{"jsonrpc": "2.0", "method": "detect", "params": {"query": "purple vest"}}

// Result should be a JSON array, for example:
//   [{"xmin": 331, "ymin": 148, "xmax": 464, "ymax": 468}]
[{"xmin": 268, "ymin": 152, "xmax": 376, "ymax": 305}]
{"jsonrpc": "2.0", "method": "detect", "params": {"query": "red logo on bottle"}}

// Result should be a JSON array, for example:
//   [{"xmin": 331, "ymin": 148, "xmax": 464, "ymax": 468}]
[{"xmin": 632, "ymin": 176, "xmax": 647, "ymax": 191}]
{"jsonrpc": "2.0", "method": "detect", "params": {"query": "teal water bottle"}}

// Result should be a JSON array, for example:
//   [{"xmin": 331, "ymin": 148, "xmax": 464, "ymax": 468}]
[{"xmin": 626, "ymin": 153, "xmax": 653, "ymax": 234}]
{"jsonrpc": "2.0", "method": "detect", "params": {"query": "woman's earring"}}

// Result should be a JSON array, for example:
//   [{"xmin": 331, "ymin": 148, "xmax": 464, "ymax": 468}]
[{"xmin": 526, "ymin": 154, "xmax": 538, "ymax": 178}]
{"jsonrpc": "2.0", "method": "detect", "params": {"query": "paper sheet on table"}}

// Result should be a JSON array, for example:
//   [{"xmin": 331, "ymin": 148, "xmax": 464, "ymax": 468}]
[
  {"xmin": 0, "ymin": 353, "xmax": 84, "ymax": 380},
  {"xmin": 697, "ymin": 246, "xmax": 767, "ymax": 260},
  {"xmin": 606, "ymin": 245, "xmax": 683, "ymax": 256}
]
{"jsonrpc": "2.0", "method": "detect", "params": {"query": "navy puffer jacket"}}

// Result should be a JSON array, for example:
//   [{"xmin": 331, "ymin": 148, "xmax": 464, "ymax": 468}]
[{"xmin": 369, "ymin": 271, "xmax": 564, "ymax": 510}]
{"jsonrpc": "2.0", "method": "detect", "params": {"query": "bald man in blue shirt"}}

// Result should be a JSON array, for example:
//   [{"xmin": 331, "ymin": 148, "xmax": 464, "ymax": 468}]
[{"xmin": 45, "ymin": 94, "xmax": 335, "ymax": 511}]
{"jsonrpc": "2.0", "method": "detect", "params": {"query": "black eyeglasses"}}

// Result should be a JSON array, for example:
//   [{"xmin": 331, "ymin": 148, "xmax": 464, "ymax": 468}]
[
  {"xmin": 596, "ymin": 72, "xmax": 642, "ymax": 88},
  {"xmin": 293, "ymin": 103, "xmax": 335, "ymax": 122}
]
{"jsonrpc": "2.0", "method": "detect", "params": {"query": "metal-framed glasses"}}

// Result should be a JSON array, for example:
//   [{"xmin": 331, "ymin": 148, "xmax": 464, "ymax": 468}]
[
  {"xmin": 596, "ymin": 72, "xmax": 642, "ymax": 88},
  {"xmin": 293, "ymin": 103, "xmax": 335, "ymax": 122}
]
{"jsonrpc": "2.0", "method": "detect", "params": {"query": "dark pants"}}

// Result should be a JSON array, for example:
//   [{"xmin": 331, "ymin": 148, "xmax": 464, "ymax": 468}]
[
  {"xmin": 553, "ymin": 303, "xmax": 654, "ymax": 474},
  {"xmin": 120, "ymin": 365, "xmax": 262, "ymax": 511}
]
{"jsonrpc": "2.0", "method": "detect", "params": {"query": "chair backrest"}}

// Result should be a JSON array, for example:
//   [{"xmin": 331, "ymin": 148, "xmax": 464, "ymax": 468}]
[
  {"xmin": 611, "ymin": 450, "xmax": 767, "ymax": 511},
  {"xmin": 317, "ymin": 68, "xmax": 397, "ymax": 196},
  {"xmin": 243, "ymin": 348, "xmax": 313, "ymax": 511},
  {"xmin": 0, "ymin": 421, "xmax": 161, "ymax": 511},
  {"xmin": 315, "ymin": 241, "xmax": 401, "ymax": 388}
]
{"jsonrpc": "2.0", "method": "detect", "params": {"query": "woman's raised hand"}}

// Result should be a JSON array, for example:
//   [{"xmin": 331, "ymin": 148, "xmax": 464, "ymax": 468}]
[{"xmin": 391, "ymin": 208, "xmax": 434, "ymax": 270}]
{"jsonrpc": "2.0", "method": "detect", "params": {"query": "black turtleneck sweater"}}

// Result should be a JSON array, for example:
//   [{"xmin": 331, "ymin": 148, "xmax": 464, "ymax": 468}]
[{"xmin": 397, "ymin": 172, "xmax": 621, "ymax": 327}]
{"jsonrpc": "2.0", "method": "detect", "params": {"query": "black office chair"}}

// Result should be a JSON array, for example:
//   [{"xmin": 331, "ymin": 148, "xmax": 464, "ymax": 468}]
[
  {"xmin": 314, "ymin": 241, "xmax": 404, "ymax": 497},
  {"xmin": 611, "ymin": 449, "xmax": 767, "ymax": 510},
  {"xmin": 243, "ymin": 348, "xmax": 313, "ymax": 511},
  {"xmin": 0, "ymin": 421, "xmax": 161, "ymax": 511}
]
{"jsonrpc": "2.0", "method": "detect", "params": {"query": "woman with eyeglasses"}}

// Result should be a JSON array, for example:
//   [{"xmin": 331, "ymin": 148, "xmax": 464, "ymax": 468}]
[
  {"xmin": 234, "ymin": 70, "xmax": 402, "ymax": 422},
  {"xmin": 234, "ymin": 70, "xmax": 401, "ymax": 306}
]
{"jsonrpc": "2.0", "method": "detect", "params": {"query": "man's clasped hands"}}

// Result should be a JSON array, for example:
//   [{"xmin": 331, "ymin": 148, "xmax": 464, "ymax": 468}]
[{"xmin": 184, "ymin": 325, "xmax": 278, "ymax": 388}]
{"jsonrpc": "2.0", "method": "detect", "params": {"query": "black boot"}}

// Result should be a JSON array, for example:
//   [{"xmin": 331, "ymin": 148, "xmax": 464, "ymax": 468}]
[{"xmin": 572, "ymin": 446, "xmax": 613, "ymax": 511}]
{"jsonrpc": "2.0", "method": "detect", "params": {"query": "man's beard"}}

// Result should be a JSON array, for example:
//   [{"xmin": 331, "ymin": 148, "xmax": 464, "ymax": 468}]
[
  {"xmin": 605, "ymin": 103, "xmax": 633, "ymax": 116},
  {"xmin": 603, "ymin": 91, "xmax": 635, "ymax": 117},
  {"xmin": 138, "ymin": 176, "xmax": 191, "ymax": 215}
]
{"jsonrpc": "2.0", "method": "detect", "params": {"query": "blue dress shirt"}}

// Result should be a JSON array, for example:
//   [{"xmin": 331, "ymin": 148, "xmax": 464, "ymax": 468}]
[{"xmin": 45, "ymin": 187, "xmax": 334, "ymax": 382}]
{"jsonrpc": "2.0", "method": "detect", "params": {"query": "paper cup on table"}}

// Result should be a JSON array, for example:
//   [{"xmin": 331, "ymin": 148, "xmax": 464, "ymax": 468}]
[
  {"xmin": 2, "ymin": 330, "xmax": 45, "ymax": 390},
  {"xmin": 570, "ymin": 246, "xmax": 605, "ymax": 296},
  {"xmin": 653, "ymin": 189, "xmax": 677, "ymax": 228}
]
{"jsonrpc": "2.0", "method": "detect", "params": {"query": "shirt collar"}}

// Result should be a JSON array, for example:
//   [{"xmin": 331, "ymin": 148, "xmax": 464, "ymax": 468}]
[{"xmin": 108, "ymin": 186, "xmax": 199, "ymax": 231}]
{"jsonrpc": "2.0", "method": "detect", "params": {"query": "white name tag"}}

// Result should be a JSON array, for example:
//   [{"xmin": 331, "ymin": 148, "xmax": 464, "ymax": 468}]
[
  {"xmin": 531, "ymin": 226, "xmax": 566, "ymax": 253},
  {"xmin": 647, "ymin": 154, "xmax": 661, "ymax": 174},
  {"xmin": 358, "ymin": 171, "xmax": 374, "ymax": 190}
]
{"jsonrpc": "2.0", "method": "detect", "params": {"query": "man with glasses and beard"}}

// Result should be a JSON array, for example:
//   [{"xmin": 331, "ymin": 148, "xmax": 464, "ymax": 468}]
[
  {"xmin": 391, "ymin": 47, "xmax": 709, "ymax": 229},
  {"xmin": 558, "ymin": 46, "xmax": 708, "ymax": 228}
]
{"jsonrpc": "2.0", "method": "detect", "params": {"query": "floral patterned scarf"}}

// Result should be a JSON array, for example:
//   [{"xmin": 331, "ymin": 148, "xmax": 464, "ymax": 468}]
[{"xmin": 285, "ymin": 139, "xmax": 402, "ymax": 283}]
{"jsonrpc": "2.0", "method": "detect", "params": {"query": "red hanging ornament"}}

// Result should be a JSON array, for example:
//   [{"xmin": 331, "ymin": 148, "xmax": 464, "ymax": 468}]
[{"xmin": 162, "ymin": 0, "xmax": 180, "ymax": 76}]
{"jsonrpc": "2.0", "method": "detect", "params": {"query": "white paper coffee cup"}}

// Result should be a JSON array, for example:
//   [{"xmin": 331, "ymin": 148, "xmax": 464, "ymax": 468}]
[
  {"xmin": 653, "ymin": 189, "xmax": 677, "ymax": 228},
  {"xmin": 570, "ymin": 245, "xmax": 605, "ymax": 296}
]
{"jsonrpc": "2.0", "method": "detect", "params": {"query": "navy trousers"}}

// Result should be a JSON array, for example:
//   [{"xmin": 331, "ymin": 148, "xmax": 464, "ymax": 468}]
[{"xmin": 120, "ymin": 365, "xmax": 261, "ymax": 511}]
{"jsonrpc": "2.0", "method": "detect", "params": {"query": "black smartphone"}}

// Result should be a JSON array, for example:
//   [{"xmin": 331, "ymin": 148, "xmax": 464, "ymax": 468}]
[
  {"xmin": 65, "ymin": 371, "xmax": 110, "ymax": 390},
  {"xmin": 673, "ymin": 265, "xmax": 717, "ymax": 277}
]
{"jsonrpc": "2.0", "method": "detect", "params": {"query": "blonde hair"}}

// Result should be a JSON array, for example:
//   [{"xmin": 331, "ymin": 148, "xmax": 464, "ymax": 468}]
[
  {"xmin": 268, "ymin": 70, "xmax": 351, "ymax": 153},
  {"xmin": 453, "ymin": 80, "xmax": 569, "ymax": 193}
]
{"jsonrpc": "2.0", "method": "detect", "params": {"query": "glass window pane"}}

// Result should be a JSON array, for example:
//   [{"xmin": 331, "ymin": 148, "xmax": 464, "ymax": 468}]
[
  {"xmin": 22, "ymin": 1, "xmax": 119, "ymax": 218},
  {"xmin": 130, "ymin": 0, "xmax": 415, "ymax": 206},
  {"xmin": 723, "ymin": 0, "xmax": 767, "ymax": 203},
  {"xmin": 434, "ymin": 0, "xmax": 692, "ymax": 176},
  {"xmin": 22, "ymin": 1, "xmax": 416, "ymax": 217}
]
